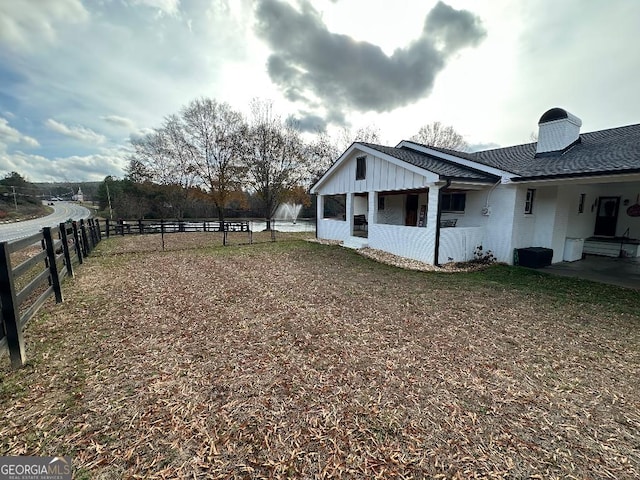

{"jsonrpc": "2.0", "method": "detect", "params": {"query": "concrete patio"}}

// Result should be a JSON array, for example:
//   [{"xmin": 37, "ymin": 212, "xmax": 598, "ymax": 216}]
[{"xmin": 544, "ymin": 255, "xmax": 640, "ymax": 290}]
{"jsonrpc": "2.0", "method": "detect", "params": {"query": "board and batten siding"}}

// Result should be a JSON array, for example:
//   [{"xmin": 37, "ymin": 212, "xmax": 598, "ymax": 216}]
[{"xmin": 318, "ymin": 153, "xmax": 432, "ymax": 195}]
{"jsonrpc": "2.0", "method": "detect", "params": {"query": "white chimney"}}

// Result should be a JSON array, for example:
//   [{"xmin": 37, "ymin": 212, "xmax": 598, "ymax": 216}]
[{"xmin": 536, "ymin": 107, "xmax": 582, "ymax": 155}]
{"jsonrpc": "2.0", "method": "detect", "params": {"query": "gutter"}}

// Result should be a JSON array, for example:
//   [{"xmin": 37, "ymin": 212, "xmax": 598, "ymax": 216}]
[
  {"xmin": 433, "ymin": 179, "xmax": 451, "ymax": 266},
  {"xmin": 511, "ymin": 168, "xmax": 640, "ymax": 182}
]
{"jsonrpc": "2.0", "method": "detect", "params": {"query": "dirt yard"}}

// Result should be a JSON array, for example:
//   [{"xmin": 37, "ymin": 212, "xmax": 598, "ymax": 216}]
[{"xmin": 1, "ymin": 235, "xmax": 639, "ymax": 478}]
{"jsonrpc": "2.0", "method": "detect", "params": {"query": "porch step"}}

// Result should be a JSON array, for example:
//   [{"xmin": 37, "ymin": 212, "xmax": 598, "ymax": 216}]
[
  {"xmin": 584, "ymin": 240, "xmax": 640, "ymax": 258},
  {"xmin": 342, "ymin": 236, "xmax": 369, "ymax": 250}
]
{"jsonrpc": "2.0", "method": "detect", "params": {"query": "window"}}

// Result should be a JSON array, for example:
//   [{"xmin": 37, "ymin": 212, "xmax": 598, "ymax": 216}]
[
  {"xmin": 525, "ymin": 189, "xmax": 536, "ymax": 214},
  {"xmin": 578, "ymin": 193, "xmax": 585, "ymax": 213},
  {"xmin": 356, "ymin": 156, "xmax": 366, "ymax": 180},
  {"xmin": 323, "ymin": 194, "xmax": 346, "ymax": 220},
  {"xmin": 441, "ymin": 192, "xmax": 466, "ymax": 212},
  {"xmin": 378, "ymin": 195, "xmax": 385, "ymax": 210}
]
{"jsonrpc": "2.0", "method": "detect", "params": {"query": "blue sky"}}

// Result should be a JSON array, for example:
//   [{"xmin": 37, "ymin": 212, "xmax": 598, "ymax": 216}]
[{"xmin": 1, "ymin": 0, "xmax": 639, "ymax": 182}]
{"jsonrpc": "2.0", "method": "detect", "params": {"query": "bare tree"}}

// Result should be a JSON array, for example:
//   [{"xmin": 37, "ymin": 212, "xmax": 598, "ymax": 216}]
[
  {"xmin": 181, "ymin": 98, "xmax": 247, "ymax": 222},
  {"xmin": 243, "ymin": 99, "xmax": 310, "ymax": 230},
  {"xmin": 128, "ymin": 121, "xmax": 198, "ymax": 218},
  {"xmin": 337, "ymin": 125, "xmax": 381, "ymax": 152},
  {"xmin": 411, "ymin": 122, "xmax": 468, "ymax": 151},
  {"xmin": 307, "ymin": 130, "xmax": 340, "ymax": 182}
]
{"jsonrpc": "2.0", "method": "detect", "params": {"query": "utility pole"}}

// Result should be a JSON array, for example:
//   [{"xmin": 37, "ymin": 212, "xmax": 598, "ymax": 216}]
[
  {"xmin": 105, "ymin": 180, "xmax": 113, "ymax": 220},
  {"xmin": 11, "ymin": 186, "xmax": 17, "ymax": 211}
]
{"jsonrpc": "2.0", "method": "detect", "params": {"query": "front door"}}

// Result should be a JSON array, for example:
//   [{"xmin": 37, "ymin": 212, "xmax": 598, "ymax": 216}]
[
  {"xmin": 405, "ymin": 194, "xmax": 418, "ymax": 226},
  {"xmin": 594, "ymin": 196, "xmax": 620, "ymax": 237}
]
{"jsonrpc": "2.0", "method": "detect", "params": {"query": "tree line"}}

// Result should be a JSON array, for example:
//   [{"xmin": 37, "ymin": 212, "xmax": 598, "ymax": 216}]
[
  {"xmin": 108, "ymin": 96, "xmax": 468, "ymax": 225},
  {"xmin": 110, "ymin": 98, "xmax": 380, "ymax": 226}
]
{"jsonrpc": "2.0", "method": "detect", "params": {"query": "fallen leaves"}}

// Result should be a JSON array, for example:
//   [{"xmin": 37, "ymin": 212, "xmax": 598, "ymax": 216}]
[{"xmin": 0, "ymin": 236, "xmax": 638, "ymax": 479}]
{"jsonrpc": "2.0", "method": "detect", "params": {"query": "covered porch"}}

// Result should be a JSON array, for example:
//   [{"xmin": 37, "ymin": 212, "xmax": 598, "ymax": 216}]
[
  {"xmin": 519, "ymin": 176, "xmax": 640, "ymax": 263},
  {"xmin": 317, "ymin": 182, "xmax": 489, "ymax": 265}
]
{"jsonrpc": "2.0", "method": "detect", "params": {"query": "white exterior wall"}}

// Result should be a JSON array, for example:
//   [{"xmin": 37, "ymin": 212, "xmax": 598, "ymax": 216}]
[
  {"xmin": 440, "ymin": 190, "xmax": 485, "ymax": 227},
  {"xmin": 318, "ymin": 152, "xmax": 432, "ymax": 195},
  {"xmin": 353, "ymin": 195, "xmax": 368, "ymax": 216},
  {"xmin": 564, "ymin": 185, "xmax": 600, "ymax": 238},
  {"xmin": 317, "ymin": 218, "xmax": 349, "ymax": 240},
  {"xmin": 482, "ymin": 186, "xmax": 518, "ymax": 264},
  {"xmin": 438, "ymin": 227, "xmax": 485, "ymax": 263},
  {"xmin": 369, "ymin": 224, "xmax": 434, "ymax": 263}
]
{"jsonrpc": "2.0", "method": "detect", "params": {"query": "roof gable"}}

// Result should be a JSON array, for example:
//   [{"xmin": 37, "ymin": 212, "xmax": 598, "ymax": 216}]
[{"xmin": 310, "ymin": 142, "xmax": 499, "ymax": 194}]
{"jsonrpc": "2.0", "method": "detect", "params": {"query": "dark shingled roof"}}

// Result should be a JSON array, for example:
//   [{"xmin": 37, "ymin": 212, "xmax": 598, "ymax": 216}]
[
  {"xmin": 468, "ymin": 124, "xmax": 640, "ymax": 179},
  {"xmin": 403, "ymin": 124, "xmax": 640, "ymax": 180},
  {"xmin": 359, "ymin": 143, "xmax": 498, "ymax": 182}
]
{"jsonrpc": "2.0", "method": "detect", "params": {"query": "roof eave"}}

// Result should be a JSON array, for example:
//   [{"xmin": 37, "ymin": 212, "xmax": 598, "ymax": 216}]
[{"xmin": 512, "ymin": 168, "xmax": 640, "ymax": 183}]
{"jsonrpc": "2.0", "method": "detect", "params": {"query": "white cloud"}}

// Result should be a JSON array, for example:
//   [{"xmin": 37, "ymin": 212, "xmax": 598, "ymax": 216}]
[
  {"xmin": 0, "ymin": 0, "xmax": 89, "ymax": 50},
  {"xmin": 0, "ymin": 117, "xmax": 39, "ymax": 147},
  {"xmin": 130, "ymin": 0, "xmax": 180, "ymax": 16},
  {"xmin": 101, "ymin": 115, "xmax": 137, "ymax": 130},
  {"xmin": 0, "ymin": 149, "xmax": 128, "ymax": 182},
  {"xmin": 45, "ymin": 119, "xmax": 107, "ymax": 144}
]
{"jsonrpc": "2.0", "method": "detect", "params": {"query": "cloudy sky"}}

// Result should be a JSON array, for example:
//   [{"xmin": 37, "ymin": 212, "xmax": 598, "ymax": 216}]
[{"xmin": 1, "ymin": 0, "xmax": 639, "ymax": 182}]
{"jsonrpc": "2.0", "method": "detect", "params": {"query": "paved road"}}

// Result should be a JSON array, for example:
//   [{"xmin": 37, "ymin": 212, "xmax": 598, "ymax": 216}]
[{"xmin": 0, "ymin": 202, "xmax": 92, "ymax": 243}]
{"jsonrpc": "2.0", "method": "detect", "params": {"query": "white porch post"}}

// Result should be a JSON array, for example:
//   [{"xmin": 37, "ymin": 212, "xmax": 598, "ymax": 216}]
[
  {"xmin": 346, "ymin": 193, "xmax": 354, "ymax": 234},
  {"xmin": 368, "ymin": 192, "xmax": 377, "ymax": 225},
  {"xmin": 316, "ymin": 195, "xmax": 324, "ymax": 237},
  {"xmin": 316, "ymin": 195, "xmax": 324, "ymax": 219},
  {"xmin": 425, "ymin": 185, "xmax": 442, "ymax": 264}
]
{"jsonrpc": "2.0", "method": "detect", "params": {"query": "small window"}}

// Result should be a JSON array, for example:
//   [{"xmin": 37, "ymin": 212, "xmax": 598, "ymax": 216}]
[
  {"xmin": 356, "ymin": 156, "xmax": 366, "ymax": 180},
  {"xmin": 525, "ymin": 189, "xmax": 536, "ymax": 214},
  {"xmin": 578, "ymin": 193, "xmax": 585, "ymax": 213},
  {"xmin": 441, "ymin": 192, "xmax": 466, "ymax": 212},
  {"xmin": 378, "ymin": 195, "xmax": 385, "ymax": 210}
]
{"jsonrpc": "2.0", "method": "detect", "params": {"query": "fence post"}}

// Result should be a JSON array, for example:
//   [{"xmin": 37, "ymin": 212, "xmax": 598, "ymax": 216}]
[
  {"xmin": 95, "ymin": 219, "xmax": 102, "ymax": 242},
  {"xmin": 139, "ymin": 219, "xmax": 143, "ymax": 234},
  {"xmin": 72, "ymin": 221, "xmax": 83, "ymax": 264},
  {"xmin": 105, "ymin": 219, "xmax": 110, "ymax": 238},
  {"xmin": 271, "ymin": 219, "xmax": 276, "ymax": 242},
  {"xmin": 59, "ymin": 223, "xmax": 74, "ymax": 278},
  {"xmin": 118, "ymin": 219, "xmax": 125, "ymax": 237},
  {"xmin": 91, "ymin": 219, "xmax": 99, "ymax": 244},
  {"xmin": 160, "ymin": 219, "xmax": 165, "ymax": 251},
  {"xmin": 0, "ymin": 242, "xmax": 26, "ymax": 369},
  {"xmin": 80, "ymin": 219, "xmax": 90, "ymax": 256},
  {"xmin": 87, "ymin": 219, "xmax": 96, "ymax": 248},
  {"xmin": 43, "ymin": 227, "xmax": 63, "ymax": 303}
]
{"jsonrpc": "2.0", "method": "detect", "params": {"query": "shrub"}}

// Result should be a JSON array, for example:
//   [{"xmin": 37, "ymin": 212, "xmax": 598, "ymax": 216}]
[{"xmin": 473, "ymin": 245, "xmax": 496, "ymax": 264}]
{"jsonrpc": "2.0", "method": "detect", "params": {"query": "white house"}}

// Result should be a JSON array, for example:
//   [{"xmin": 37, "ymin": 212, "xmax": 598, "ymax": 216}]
[
  {"xmin": 72, "ymin": 187, "xmax": 84, "ymax": 202},
  {"xmin": 310, "ymin": 108, "xmax": 640, "ymax": 265}
]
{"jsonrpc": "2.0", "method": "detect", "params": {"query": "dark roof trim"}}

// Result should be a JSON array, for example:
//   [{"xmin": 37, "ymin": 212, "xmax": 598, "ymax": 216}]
[
  {"xmin": 533, "ymin": 137, "xmax": 581, "ymax": 158},
  {"xmin": 398, "ymin": 146, "xmax": 501, "ymax": 181},
  {"xmin": 512, "ymin": 168, "xmax": 640, "ymax": 182},
  {"xmin": 445, "ymin": 176, "xmax": 499, "ymax": 183}
]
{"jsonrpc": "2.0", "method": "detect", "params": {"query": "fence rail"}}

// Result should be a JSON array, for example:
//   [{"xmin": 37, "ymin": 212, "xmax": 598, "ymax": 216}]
[
  {"xmin": 0, "ymin": 218, "xmax": 100, "ymax": 369},
  {"xmin": 103, "ymin": 218, "xmax": 255, "ymax": 246}
]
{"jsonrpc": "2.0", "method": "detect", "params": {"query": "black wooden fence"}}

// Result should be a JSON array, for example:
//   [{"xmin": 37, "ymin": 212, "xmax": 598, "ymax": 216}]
[
  {"xmin": 103, "ymin": 218, "xmax": 260, "ymax": 246},
  {"xmin": 0, "ymin": 218, "xmax": 101, "ymax": 369}
]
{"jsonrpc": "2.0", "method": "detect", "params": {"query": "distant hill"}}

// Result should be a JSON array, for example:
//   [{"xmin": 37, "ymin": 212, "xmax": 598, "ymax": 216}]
[{"xmin": 34, "ymin": 181, "xmax": 101, "ymax": 201}]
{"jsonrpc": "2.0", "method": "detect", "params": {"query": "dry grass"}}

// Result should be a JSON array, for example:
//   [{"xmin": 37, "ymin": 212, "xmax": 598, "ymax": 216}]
[{"xmin": 1, "ymin": 235, "xmax": 639, "ymax": 479}]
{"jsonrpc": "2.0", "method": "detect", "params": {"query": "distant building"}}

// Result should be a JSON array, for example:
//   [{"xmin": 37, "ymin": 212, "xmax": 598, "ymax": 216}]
[{"xmin": 73, "ymin": 187, "xmax": 84, "ymax": 202}]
